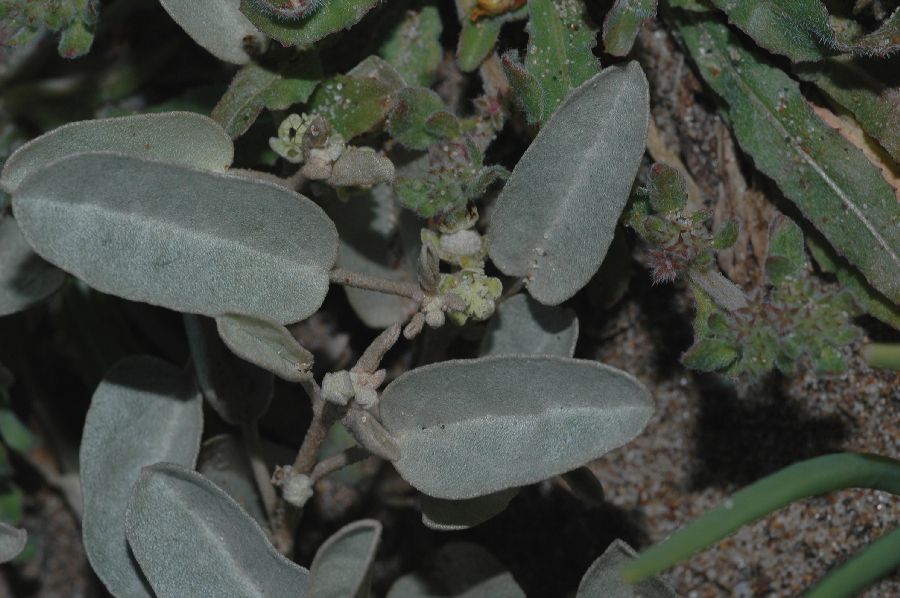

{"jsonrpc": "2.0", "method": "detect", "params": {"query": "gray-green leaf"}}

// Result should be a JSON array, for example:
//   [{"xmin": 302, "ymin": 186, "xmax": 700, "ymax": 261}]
[
  {"xmin": 0, "ymin": 218, "xmax": 64, "ymax": 317},
  {"xmin": 241, "ymin": 0, "xmax": 381, "ymax": 48},
  {"xmin": 185, "ymin": 314, "xmax": 274, "ymax": 424},
  {"xmin": 198, "ymin": 434, "xmax": 268, "ymax": 527},
  {"xmin": 1, "ymin": 112, "xmax": 233, "ymax": 192},
  {"xmin": 421, "ymin": 488, "xmax": 518, "ymax": 531},
  {"xmin": 480, "ymin": 293, "xmax": 578, "ymax": 357},
  {"xmin": 12, "ymin": 153, "xmax": 338, "ymax": 323},
  {"xmin": 80, "ymin": 355, "xmax": 202, "ymax": 598},
  {"xmin": 0, "ymin": 523, "xmax": 26, "ymax": 564},
  {"xmin": 603, "ymin": 0, "xmax": 658, "ymax": 57},
  {"xmin": 125, "ymin": 463, "xmax": 310, "ymax": 597},
  {"xmin": 576, "ymin": 540, "xmax": 675, "ymax": 598},
  {"xmin": 309, "ymin": 519, "xmax": 382, "ymax": 598},
  {"xmin": 158, "ymin": 0, "xmax": 265, "ymax": 64},
  {"xmin": 380, "ymin": 355, "xmax": 653, "ymax": 499},
  {"xmin": 216, "ymin": 313, "xmax": 313, "ymax": 383},
  {"xmin": 488, "ymin": 63, "xmax": 649, "ymax": 305}
]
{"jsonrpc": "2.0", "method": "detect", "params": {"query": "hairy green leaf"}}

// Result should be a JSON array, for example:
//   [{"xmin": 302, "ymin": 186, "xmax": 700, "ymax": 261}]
[
  {"xmin": 80, "ymin": 355, "xmax": 202, "ymax": 598},
  {"xmin": 765, "ymin": 215, "xmax": 805, "ymax": 284},
  {"xmin": 480, "ymin": 293, "xmax": 578, "ymax": 357},
  {"xmin": 421, "ymin": 489, "xmax": 518, "ymax": 531},
  {"xmin": 329, "ymin": 147, "xmax": 395, "ymax": 188},
  {"xmin": 216, "ymin": 313, "xmax": 313, "ymax": 383},
  {"xmin": 0, "ymin": 410, "xmax": 33, "ymax": 454},
  {"xmin": 501, "ymin": 51, "xmax": 545, "ymax": 125},
  {"xmin": 0, "ymin": 523, "xmax": 26, "ymax": 564},
  {"xmin": 158, "ymin": 0, "xmax": 265, "ymax": 64},
  {"xmin": 526, "ymin": 0, "xmax": 600, "ymax": 120},
  {"xmin": 309, "ymin": 519, "xmax": 382, "ymax": 598},
  {"xmin": 380, "ymin": 5, "xmax": 443, "ymax": 87},
  {"xmin": 488, "ymin": 63, "xmax": 649, "ymax": 305},
  {"xmin": 678, "ymin": 15, "xmax": 900, "ymax": 302},
  {"xmin": 380, "ymin": 355, "xmax": 652, "ymax": 499},
  {"xmin": 185, "ymin": 315, "xmax": 274, "ymax": 424},
  {"xmin": 458, "ymin": 17, "xmax": 501, "ymax": 73},
  {"xmin": 126, "ymin": 463, "xmax": 310, "ymax": 597},
  {"xmin": 13, "ymin": 153, "xmax": 338, "ymax": 323},
  {"xmin": 576, "ymin": 540, "xmax": 675, "ymax": 597},
  {"xmin": 388, "ymin": 87, "xmax": 452, "ymax": 150},
  {"xmin": 387, "ymin": 542, "xmax": 525, "ymax": 598},
  {"xmin": 308, "ymin": 75, "xmax": 394, "ymax": 140},
  {"xmin": 603, "ymin": 0, "xmax": 658, "ymax": 57},
  {"xmin": 0, "ymin": 218, "xmax": 64, "ymax": 317},
  {"xmin": 198, "ymin": 434, "xmax": 267, "ymax": 527},
  {"xmin": 241, "ymin": 0, "xmax": 381, "ymax": 47},
  {"xmin": 1, "ymin": 112, "xmax": 233, "ymax": 192}
]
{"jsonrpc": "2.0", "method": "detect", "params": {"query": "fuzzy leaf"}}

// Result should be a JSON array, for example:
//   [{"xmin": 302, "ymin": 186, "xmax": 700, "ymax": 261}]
[
  {"xmin": 457, "ymin": 17, "xmax": 501, "ymax": 73},
  {"xmin": 682, "ymin": 338, "xmax": 739, "ymax": 372},
  {"xmin": 186, "ymin": 315, "xmax": 274, "ymax": 423},
  {"xmin": 525, "ymin": 0, "xmax": 600, "ymax": 121},
  {"xmin": 12, "ymin": 153, "xmax": 338, "ymax": 323},
  {"xmin": 646, "ymin": 163, "xmax": 687, "ymax": 214},
  {"xmin": 603, "ymin": 0, "xmax": 658, "ymax": 56},
  {"xmin": 488, "ymin": 63, "xmax": 649, "ymax": 305},
  {"xmin": 480, "ymin": 293, "xmax": 578, "ymax": 357},
  {"xmin": 212, "ymin": 56, "xmax": 322, "ymax": 139},
  {"xmin": 241, "ymin": 0, "xmax": 381, "ymax": 47},
  {"xmin": 158, "ymin": 0, "xmax": 265, "ymax": 65},
  {"xmin": 344, "ymin": 406, "xmax": 401, "ymax": 462},
  {"xmin": 0, "ymin": 218, "xmax": 64, "ymax": 317},
  {"xmin": 329, "ymin": 147, "xmax": 395, "ymax": 188},
  {"xmin": 765, "ymin": 215, "xmax": 806, "ymax": 284},
  {"xmin": 576, "ymin": 540, "xmax": 675, "ymax": 598},
  {"xmin": 388, "ymin": 87, "xmax": 450, "ymax": 150},
  {"xmin": 421, "ymin": 489, "xmax": 518, "ymax": 531},
  {"xmin": 678, "ymin": 15, "xmax": 900, "ymax": 302},
  {"xmin": 501, "ymin": 51, "xmax": 545, "ymax": 125},
  {"xmin": 80, "ymin": 356, "xmax": 202, "ymax": 598},
  {"xmin": 1, "ymin": 112, "xmax": 233, "ymax": 192},
  {"xmin": 307, "ymin": 75, "xmax": 393, "ymax": 139},
  {"xmin": 0, "ymin": 523, "xmax": 26, "ymax": 564},
  {"xmin": 380, "ymin": 5, "xmax": 443, "ymax": 87},
  {"xmin": 216, "ymin": 313, "xmax": 313, "ymax": 383},
  {"xmin": 380, "ymin": 355, "xmax": 652, "ymax": 499},
  {"xmin": 125, "ymin": 463, "xmax": 310, "ymax": 597},
  {"xmin": 0, "ymin": 410, "xmax": 33, "ymax": 454},
  {"xmin": 309, "ymin": 519, "xmax": 382, "ymax": 598},
  {"xmin": 387, "ymin": 542, "xmax": 525, "ymax": 598},
  {"xmin": 197, "ymin": 434, "xmax": 268, "ymax": 526}
]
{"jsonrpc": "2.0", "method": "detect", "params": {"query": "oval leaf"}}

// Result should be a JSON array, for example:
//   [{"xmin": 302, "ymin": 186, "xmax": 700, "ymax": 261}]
[
  {"xmin": 241, "ymin": 0, "xmax": 381, "ymax": 48},
  {"xmin": 380, "ymin": 355, "xmax": 653, "ymax": 499},
  {"xmin": 185, "ymin": 314, "xmax": 274, "ymax": 424},
  {"xmin": 159, "ymin": 0, "xmax": 265, "ymax": 65},
  {"xmin": 480, "ymin": 293, "xmax": 578, "ymax": 357},
  {"xmin": 1, "ymin": 112, "xmax": 233, "ymax": 192},
  {"xmin": 125, "ymin": 463, "xmax": 310, "ymax": 598},
  {"xmin": 576, "ymin": 540, "xmax": 674, "ymax": 598},
  {"xmin": 198, "ymin": 434, "xmax": 268, "ymax": 526},
  {"xmin": 421, "ymin": 488, "xmax": 518, "ymax": 532},
  {"xmin": 216, "ymin": 313, "xmax": 313, "ymax": 383},
  {"xmin": 12, "ymin": 153, "xmax": 338, "ymax": 323},
  {"xmin": 0, "ymin": 218, "xmax": 64, "ymax": 317},
  {"xmin": 0, "ymin": 523, "xmax": 26, "ymax": 563},
  {"xmin": 309, "ymin": 519, "xmax": 382, "ymax": 598},
  {"xmin": 80, "ymin": 355, "xmax": 203, "ymax": 598},
  {"xmin": 487, "ymin": 62, "xmax": 649, "ymax": 305}
]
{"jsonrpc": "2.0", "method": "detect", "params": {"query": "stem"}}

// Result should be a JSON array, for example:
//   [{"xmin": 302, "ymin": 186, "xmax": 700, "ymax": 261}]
[
  {"xmin": 329, "ymin": 268, "xmax": 424, "ymax": 303},
  {"xmin": 623, "ymin": 453, "xmax": 900, "ymax": 583},
  {"xmin": 862, "ymin": 343, "xmax": 900, "ymax": 371},
  {"xmin": 292, "ymin": 401, "xmax": 337, "ymax": 474},
  {"xmin": 805, "ymin": 526, "xmax": 900, "ymax": 597},
  {"xmin": 310, "ymin": 447, "xmax": 370, "ymax": 483},
  {"xmin": 240, "ymin": 421, "xmax": 279, "ymax": 526},
  {"xmin": 352, "ymin": 323, "xmax": 402, "ymax": 374},
  {"xmin": 688, "ymin": 267, "xmax": 748, "ymax": 312}
]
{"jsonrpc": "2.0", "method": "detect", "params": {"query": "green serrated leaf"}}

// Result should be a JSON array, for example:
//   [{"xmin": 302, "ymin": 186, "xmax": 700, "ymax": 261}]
[
  {"xmin": 480, "ymin": 293, "xmax": 579, "ymax": 357},
  {"xmin": 309, "ymin": 519, "xmax": 381, "ymax": 598},
  {"xmin": 81, "ymin": 356, "xmax": 202, "ymax": 598},
  {"xmin": 678, "ymin": 15, "xmax": 900, "ymax": 303},
  {"xmin": 526, "ymin": 0, "xmax": 600, "ymax": 121},
  {"xmin": 126, "ymin": 463, "xmax": 310, "ymax": 597},
  {"xmin": 711, "ymin": 219, "xmax": 738, "ymax": 250},
  {"xmin": 307, "ymin": 75, "xmax": 393, "ymax": 139},
  {"xmin": 159, "ymin": 0, "xmax": 265, "ymax": 65},
  {"xmin": 380, "ymin": 5, "xmax": 443, "ymax": 87},
  {"xmin": 241, "ymin": 0, "xmax": 381, "ymax": 48},
  {"xmin": 380, "ymin": 355, "xmax": 652, "ymax": 499},
  {"xmin": 216, "ymin": 312, "xmax": 313, "ymax": 383},
  {"xmin": 488, "ymin": 63, "xmax": 649, "ymax": 305},
  {"xmin": 603, "ymin": 0, "xmax": 658, "ymax": 57},
  {"xmin": 12, "ymin": 153, "xmax": 338, "ymax": 324}
]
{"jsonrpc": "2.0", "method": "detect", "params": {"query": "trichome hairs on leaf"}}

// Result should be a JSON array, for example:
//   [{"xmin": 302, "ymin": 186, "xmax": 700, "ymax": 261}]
[{"xmin": 245, "ymin": 0, "xmax": 329, "ymax": 20}]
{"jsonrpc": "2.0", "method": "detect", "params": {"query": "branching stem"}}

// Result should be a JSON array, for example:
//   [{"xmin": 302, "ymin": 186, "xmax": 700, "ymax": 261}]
[
  {"xmin": 310, "ymin": 447, "xmax": 371, "ymax": 484},
  {"xmin": 330, "ymin": 268, "xmax": 424, "ymax": 303}
]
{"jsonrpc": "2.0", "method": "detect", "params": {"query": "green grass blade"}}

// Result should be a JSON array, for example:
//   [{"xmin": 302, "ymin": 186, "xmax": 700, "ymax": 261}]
[{"xmin": 805, "ymin": 526, "xmax": 900, "ymax": 597}]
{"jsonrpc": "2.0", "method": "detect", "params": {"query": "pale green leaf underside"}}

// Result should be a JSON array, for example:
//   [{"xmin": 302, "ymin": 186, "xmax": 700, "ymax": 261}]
[
  {"xmin": 80, "ymin": 355, "xmax": 202, "ymax": 598},
  {"xmin": 380, "ymin": 355, "xmax": 653, "ymax": 499},
  {"xmin": 1, "ymin": 112, "xmax": 233, "ymax": 192},
  {"xmin": 216, "ymin": 312, "xmax": 314, "ymax": 383},
  {"xmin": 13, "ymin": 153, "xmax": 339, "ymax": 323},
  {"xmin": 158, "ymin": 0, "xmax": 264, "ymax": 64},
  {"xmin": 421, "ymin": 488, "xmax": 518, "ymax": 531},
  {"xmin": 480, "ymin": 293, "xmax": 578, "ymax": 357},
  {"xmin": 309, "ymin": 519, "xmax": 382, "ymax": 598},
  {"xmin": 488, "ymin": 62, "xmax": 649, "ymax": 305},
  {"xmin": 387, "ymin": 542, "xmax": 525, "ymax": 598},
  {"xmin": 125, "ymin": 463, "xmax": 310, "ymax": 598},
  {"xmin": 0, "ymin": 218, "xmax": 64, "ymax": 317},
  {"xmin": 576, "ymin": 540, "xmax": 675, "ymax": 598},
  {"xmin": 0, "ymin": 523, "xmax": 26, "ymax": 564}
]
